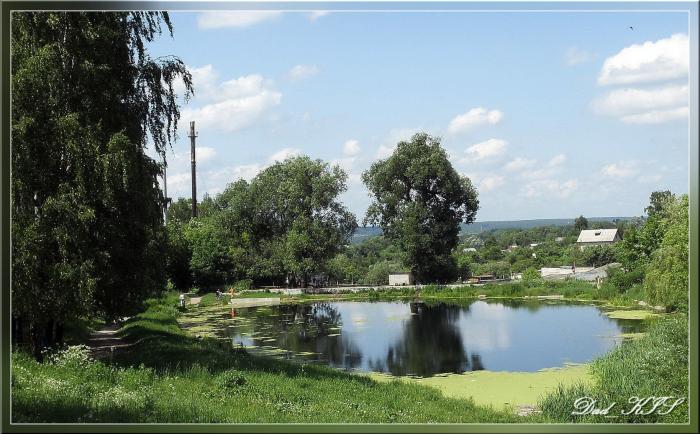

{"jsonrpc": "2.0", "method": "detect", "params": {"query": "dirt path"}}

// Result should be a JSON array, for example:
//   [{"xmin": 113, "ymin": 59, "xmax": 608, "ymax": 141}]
[
  {"xmin": 189, "ymin": 296, "xmax": 202, "ymax": 306},
  {"xmin": 86, "ymin": 323, "xmax": 132, "ymax": 359}
]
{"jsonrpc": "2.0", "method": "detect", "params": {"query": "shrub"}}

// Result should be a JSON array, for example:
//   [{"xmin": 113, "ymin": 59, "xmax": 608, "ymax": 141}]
[{"xmin": 232, "ymin": 279, "xmax": 253, "ymax": 292}]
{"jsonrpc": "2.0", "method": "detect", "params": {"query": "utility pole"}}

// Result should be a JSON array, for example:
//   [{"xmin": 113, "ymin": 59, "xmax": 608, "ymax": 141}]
[{"xmin": 188, "ymin": 121, "xmax": 198, "ymax": 218}]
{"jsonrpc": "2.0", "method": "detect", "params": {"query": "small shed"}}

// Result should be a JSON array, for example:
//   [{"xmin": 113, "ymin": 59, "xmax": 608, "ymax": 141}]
[{"xmin": 389, "ymin": 271, "xmax": 414, "ymax": 286}]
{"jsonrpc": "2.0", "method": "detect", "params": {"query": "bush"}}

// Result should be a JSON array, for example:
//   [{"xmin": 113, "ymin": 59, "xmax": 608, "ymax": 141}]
[
  {"xmin": 232, "ymin": 279, "xmax": 253, "ymax": 292},
  {"xmin": 605, "ymin": 266, "xmax": 643, "ymax": 293}
]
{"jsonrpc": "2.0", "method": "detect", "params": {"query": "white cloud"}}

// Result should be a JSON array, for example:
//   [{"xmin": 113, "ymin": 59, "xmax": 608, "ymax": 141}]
[
  {"xmin": 195, "ymin": 147, "xmax": 216, "ymax": 163},
  {"xmin": 548, "ymin": 154, "xmax": 567, "ymax": 167},
  {"xmin": 269, "ymin": 147, "xmax": 301, "ymax": 163},
  {"xmin": 524, "ymin": 179, "xmax": 578, "ymax": 199},
  {"xmin": 504, "ymin": 157, "xmax": 536, "ymax": 172},
  {"xmin": 343, "ymin": 139, "xmax": 361, "ymax": 157},
  {"xmin": 598, "ymin": 33, "xmax": 689, "ymax": 85},
  {"xmin": 181, "ymin": 73, "xmax": 282, "ymax": 133},
  {"xmin": 448, "ymin": 107, "xmax": 503, "ymax": 134},
  {"xmin": 479, "ymin": 176, "xmax": 505, "ymax": 192},
  {"xmin": 592, "ymin": 84, "xmax": 687, "ymax": 116},
  {"xmin": 463, "ymin": 138, "xmax": 508, "ymax": 162},
  {"xmin": 197, "ymin": 11, "xmax": 283, "ymax": 29},
  {"xmin": 620, "ymin": 106, "xmax": 689, "ymax": 124},
  {"xmin": 287, "ymin": 64, "xmax": 319, "ymax": 81},
  {"xmin": 309, "ymin": 11, "xmax": 329, "ymax": 21},
  {"xmin": 601, "ymin": 161, "xmax": 639, "ymax": 178},
  {"xmin": 566, "ymin": 47, "xmax": 595, "ymax": 66},
  {"xmin": 174, "ymin": 64, "xmax": 219, "ymax": 99}
]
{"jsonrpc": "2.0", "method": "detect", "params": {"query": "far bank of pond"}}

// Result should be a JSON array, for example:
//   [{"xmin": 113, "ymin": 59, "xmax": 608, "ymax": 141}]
[{"xmin": 180, "ymin": 296, "xmax": 656, "ymax": 409}]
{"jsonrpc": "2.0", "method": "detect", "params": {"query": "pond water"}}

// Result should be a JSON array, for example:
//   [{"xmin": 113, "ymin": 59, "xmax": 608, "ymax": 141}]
[{"xmin": 218, "ymin": 300, "xmax": 644, "ymax": 377}]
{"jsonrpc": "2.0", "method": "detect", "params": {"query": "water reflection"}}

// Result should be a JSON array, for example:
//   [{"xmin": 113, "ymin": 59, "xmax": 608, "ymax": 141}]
[{"xmin": 225, "ymin": 300, "xmax": 644, "ymax": 376}]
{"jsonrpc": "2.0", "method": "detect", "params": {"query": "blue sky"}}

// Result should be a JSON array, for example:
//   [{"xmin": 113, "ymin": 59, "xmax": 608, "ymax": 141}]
[{"xmin": 148, "ymin": 9, "xmax": 690, "ymax": 221}]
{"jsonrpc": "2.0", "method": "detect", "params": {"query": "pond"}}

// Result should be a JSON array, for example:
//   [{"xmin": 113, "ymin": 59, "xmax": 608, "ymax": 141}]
[{"xmin": 215, "ymin": 300, "xmax": 644, "ymax": 377}]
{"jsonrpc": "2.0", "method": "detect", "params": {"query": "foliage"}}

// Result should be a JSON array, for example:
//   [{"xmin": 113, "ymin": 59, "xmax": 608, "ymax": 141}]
[
  {"xmin": 11, "ymin": 11, "xmax": 192, "ymax": 355},
  {"xmin": 644, "ymin": 195, "xmax": 688, "ymax": 311},
  {"xmin": 362, "ymin": 133, "xmax": 479, "ymax": 282},
  {"xmin": 365, "ymin": 260, "xmax": 406, "ymax": 285},
  {"xmin": 574, "ymin": 215, "xmax": 589, "ymax": 231}
]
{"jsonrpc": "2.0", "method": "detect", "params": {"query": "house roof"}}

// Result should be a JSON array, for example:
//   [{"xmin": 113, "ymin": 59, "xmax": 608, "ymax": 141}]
[{"xmin": 577, "ymin": 229, "xmax": 620, "ymax": 243}]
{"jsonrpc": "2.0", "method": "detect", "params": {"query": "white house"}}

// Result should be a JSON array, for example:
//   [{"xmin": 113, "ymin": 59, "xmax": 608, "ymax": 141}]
[
  {"xmin": 576, "ymin": 229, "xmax": 621, "ymax": 249},
  {"xmin": 389, "ymin": 272, "xmax": 414, "ymax": 286}
]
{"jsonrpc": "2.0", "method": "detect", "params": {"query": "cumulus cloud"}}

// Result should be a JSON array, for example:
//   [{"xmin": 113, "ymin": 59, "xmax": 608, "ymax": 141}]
[
  {"xmin": 592, "ymin": 84, "xmax": 688, "ymax": 124},
  {"xmin": 523, "ymin": 179, "xmax": 578, "ymax": 199},
  {"xmin": 462, "ymin": 139, "xmax": 508, "ymax": 162},
  {"xmin": 504, "ymin": 157, "xmax": 536, "ymax": 172},
  {"xmin": 448, "ymin": 108, "xmax": 503, "ymax": 134},
  {"xmin": 181, "ymin": 72, "xmax": 282, "ymax": 133},
  {"xmin": 343, "ymin": 139, "xmax": 361, "ymax": 157},
  {"xmin": 269, "ymin": 147, "xmax": 301, "ymax": 163},
  {"xmin": 479, "ymin": 176, "xmax": 505, "ymax": 192},
  {"xmin": 620, "ymin": 106, "xmax": 689, "ymax": 124},
  {"xmin": 601, "ymin": 161, "xmax": 639, "ymax": 178},
  {"xmin": 598, "ymin": 33, "xmax": 689, "ymax": 85},
  {"xmin": 566, "ymin": 47, "xmax": 595, "ymax": 66},
  {"xmin": 197, "ymin": 11, "xmax": 283, "ymax": 29},
  {"xmin": 592, "ymin": 84, "xmax": 687, "ymax": 116},
  {"xmin": 195, "ymin": 147, "xmax": 217, "ymax": 163},
  {"xmin": 287, "ymin": 64, "xmax": 319, "ymax": 81}
]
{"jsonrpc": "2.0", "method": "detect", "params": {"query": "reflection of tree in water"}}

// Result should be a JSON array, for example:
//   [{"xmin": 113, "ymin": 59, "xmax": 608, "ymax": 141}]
[
  {"xmin": 253, "ymin": 303, "xmax": 363, "ymax": 370},
  {"xmin": 370, "ymin": 302, "xmax": 481, "ymax": 376}
]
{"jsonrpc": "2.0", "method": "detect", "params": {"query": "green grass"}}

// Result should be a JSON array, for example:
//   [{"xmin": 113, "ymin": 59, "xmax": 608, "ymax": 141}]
[
  {"xmin": 538, "ymin": 314, "xmax": 688, "ymax": 423},
  {"xmin": 11, "ymin": 292, "xmax": 521, "ymax": 423}
]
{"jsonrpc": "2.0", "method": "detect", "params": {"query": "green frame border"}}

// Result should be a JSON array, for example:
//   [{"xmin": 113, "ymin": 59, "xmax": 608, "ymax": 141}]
[{"xmin": 1, "ymin": 1, "xmax": 697, "ymax": 433}]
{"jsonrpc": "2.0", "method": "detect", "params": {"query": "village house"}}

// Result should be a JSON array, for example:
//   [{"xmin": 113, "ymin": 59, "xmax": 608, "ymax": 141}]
[{"xmin": 576, "ymin": 228, "xmax": 621, "ymax": 250}]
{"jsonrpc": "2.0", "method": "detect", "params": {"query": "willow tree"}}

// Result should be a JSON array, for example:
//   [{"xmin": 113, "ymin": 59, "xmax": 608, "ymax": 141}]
[
  {"xmin": 362, "ymin": 133, "xmax": 479, "ymax": 282},
  {"xmin": 11, "ymin": 12, "xmax": 192, "ymax": 357}
]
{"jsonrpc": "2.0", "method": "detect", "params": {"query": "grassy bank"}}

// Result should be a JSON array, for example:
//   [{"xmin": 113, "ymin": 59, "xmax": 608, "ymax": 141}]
[
  {"xmin": 277, "ymin": 280, "xmax": 646, "ymax": 309},
  {"xmin": 11, "ymin": 292, "xmax": 520, "ymax": 423}
]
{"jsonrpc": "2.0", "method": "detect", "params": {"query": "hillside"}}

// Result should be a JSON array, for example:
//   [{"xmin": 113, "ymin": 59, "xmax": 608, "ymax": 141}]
[{"xmin": 351, "ymin": 217, "xmax": 634, "ymax": 243}]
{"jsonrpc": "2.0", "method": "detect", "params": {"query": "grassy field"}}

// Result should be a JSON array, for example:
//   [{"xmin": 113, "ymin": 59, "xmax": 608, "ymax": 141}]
[{"xmin": 11, "ymin": 291, "xmax": 687, "ymax": 424}]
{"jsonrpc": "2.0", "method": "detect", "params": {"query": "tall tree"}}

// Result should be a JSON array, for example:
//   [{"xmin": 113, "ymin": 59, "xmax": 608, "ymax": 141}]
[
  {"xmin": 644, "ymin": 194, "xmax": 688, "ymax": 311},
  {"xmin": 362, "ymin": 133, "xmax": 479, "ymax": 282},
  {"xmin": 574, "ymin": 215, "xmax": 589, "ymax": 231},
  {"xmin": 645, "ymin": 190, "xmax": 674, "ymax": 218},
  {"xmin": 217, "ymin": 156, "xmax": 358, "ymax": 286},
  {"xmin": 11, "ymin": 12, "xmax": 192, "ymax": 356}
]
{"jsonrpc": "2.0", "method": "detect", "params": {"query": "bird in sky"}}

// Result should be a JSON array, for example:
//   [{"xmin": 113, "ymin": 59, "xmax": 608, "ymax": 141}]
[{"xmin": 629, "ymin": 26, "xmax": 634, "ymax": 30}]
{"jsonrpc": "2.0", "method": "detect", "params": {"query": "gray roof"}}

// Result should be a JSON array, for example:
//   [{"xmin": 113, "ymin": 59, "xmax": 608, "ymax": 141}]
[{"xmin": 577, "ymin": 229, "xmax": 620, "ymax": 243}]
